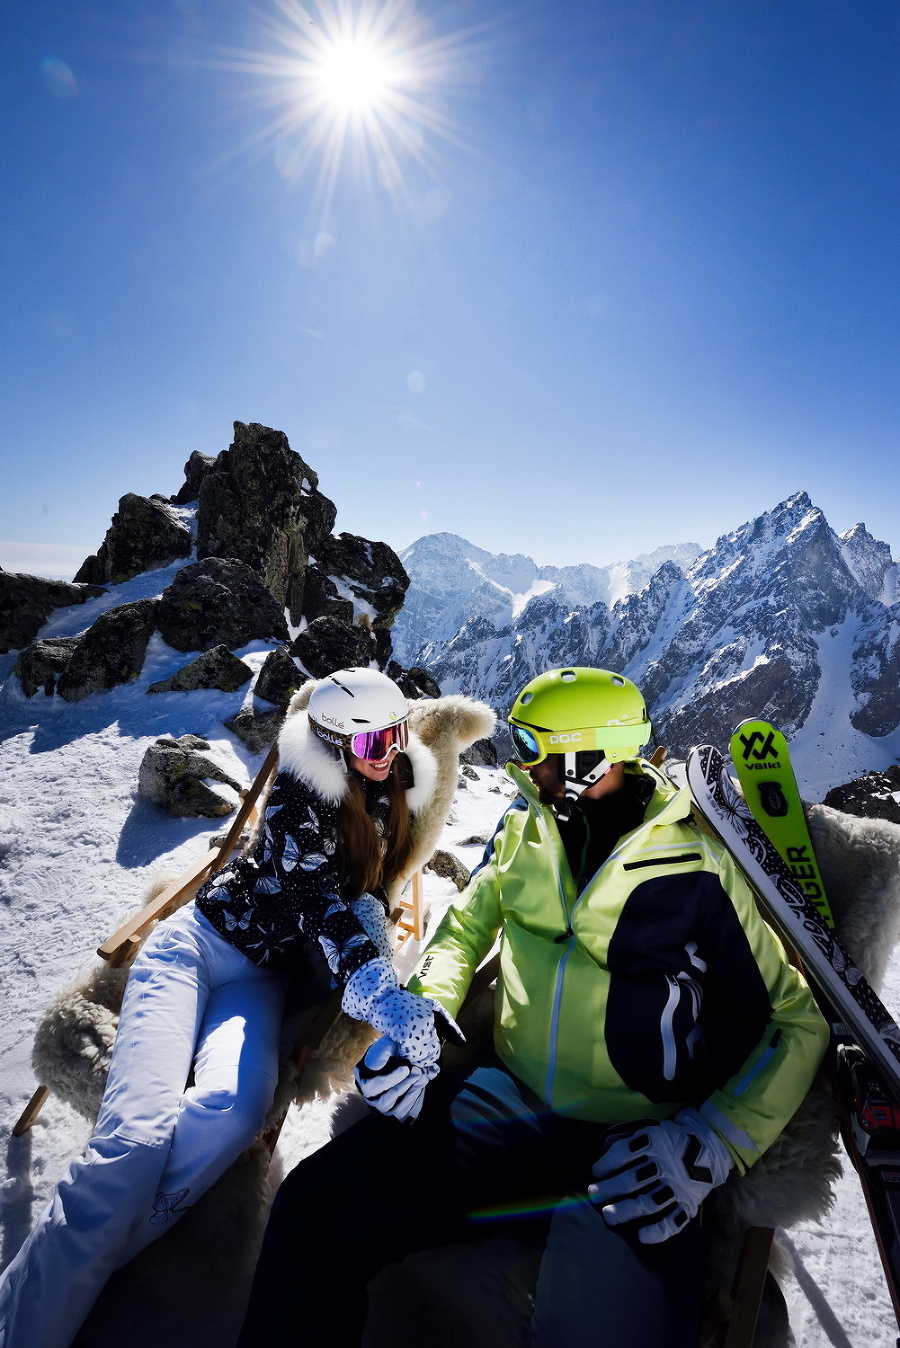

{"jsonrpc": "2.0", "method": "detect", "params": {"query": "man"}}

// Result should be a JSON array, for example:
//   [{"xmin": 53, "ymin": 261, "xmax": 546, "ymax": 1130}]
[{"xmin": 238, "ymin": 667, "xmax": 828, "ymax": 1346}]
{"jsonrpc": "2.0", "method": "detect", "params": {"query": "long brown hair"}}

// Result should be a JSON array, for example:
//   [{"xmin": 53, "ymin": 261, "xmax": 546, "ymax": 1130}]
[{"xmin": 337, "ymin": 753, "xmax": 414, "ymax": 897}]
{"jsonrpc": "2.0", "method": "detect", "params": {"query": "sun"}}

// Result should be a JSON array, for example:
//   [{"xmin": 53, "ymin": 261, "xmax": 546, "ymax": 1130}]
[
  {"xmin": 314, "ymin": 39, "xmax": 396, "ymax": 112},
  {"xmin": 222, "ymin": 0, "xmax": 483, "ymax": 216}
]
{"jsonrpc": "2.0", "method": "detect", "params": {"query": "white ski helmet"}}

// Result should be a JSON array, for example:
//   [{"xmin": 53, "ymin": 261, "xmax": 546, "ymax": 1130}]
[{"xmin": 308, "ymin": 668, "xmax": 409, "ymax": 757}]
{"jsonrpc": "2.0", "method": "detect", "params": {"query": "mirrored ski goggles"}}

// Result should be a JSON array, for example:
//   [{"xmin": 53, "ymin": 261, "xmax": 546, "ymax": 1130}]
[
  {"xmin": 349, "ymin": 720, "xmax": 409, "ymax": 761},
  {"xmin": 508, "ymin": 721, "xmax": 547, "ymax": 766}
]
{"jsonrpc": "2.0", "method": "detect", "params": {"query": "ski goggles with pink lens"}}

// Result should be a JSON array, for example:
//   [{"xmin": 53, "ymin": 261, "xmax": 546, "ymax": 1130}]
[{"xmin": 349, "ymin": 720, "xmax": 409, "ymax": 761}]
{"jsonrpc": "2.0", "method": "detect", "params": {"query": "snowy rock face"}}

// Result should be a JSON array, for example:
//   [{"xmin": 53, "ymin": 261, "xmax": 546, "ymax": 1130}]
[
  {"xmin": 403, "ymin": 494, "xmax": 900, "ymax": 765},
  {"xmin": 824, "ymin": 767, "xmax": 900, "ymax": 824}
]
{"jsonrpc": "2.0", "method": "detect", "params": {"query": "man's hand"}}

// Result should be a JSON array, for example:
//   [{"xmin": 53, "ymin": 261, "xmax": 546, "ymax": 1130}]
[
  {"xmin": 355, "ymin": 1035, "xmax": 428, "ymax": 1122},
  {"xmin": 588, "ymin": 1108, "xmax": 733, "ymax": 1244}
]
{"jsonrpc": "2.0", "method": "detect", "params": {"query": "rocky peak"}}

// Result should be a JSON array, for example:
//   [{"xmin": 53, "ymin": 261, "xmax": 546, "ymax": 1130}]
[
  {"xmin": 196, "ymin": 422, "xmax": 322, "ymax": 622},
  {"xmin": 73, "ymin": 493, "xmax": 191, "ymax": 585},
  {"xmin": 839, "ymin": 523, "xmax": 897, "ymax": 604},
  {"xmin": 415, "ymin": 493, "xmax": 900, "ymax": 764},
  {"xmin": 170, "ymin": 451, "xmax": 217, "ymax": 505},
  {"xmin": 7, "ymin": 422, "xmax": 416, "ymax": 725}
]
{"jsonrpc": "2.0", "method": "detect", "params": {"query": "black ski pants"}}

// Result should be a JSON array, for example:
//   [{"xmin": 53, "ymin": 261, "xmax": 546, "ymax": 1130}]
[{"xmin": 236, "ymin": 1052, "xmax": 703, "ymax": 1346}]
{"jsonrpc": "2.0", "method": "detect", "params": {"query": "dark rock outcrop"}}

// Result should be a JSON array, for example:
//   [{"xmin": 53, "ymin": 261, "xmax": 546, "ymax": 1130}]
[
  {"xmin": 315, "ymin": 533, "xmax": 410, "ymax": 629},
  {"xmin": 138, "ymin": 735, "xmax": 242, "ymax": 817},
  {"xmin": 224, "ymin": 707, "xmax": 284, "ymax": 753},
  {"xmin": 299, "ymin": 492, "xmax": 338, "ymax": 557},
  {"xmin": 254, "ymin": 648, "xmax": 306, "ymax": 708},
  {"xmin": 289, "ymin": 616, "xmax": 377, "ymax": 678},
  {"xmin": 14, "ymin": 637, "xmax": 81, "ymax": 697},
  {"xmin": 171, "ymin": 451, "xmax": 217, "ymax": 505},
  {"xmin": 460, "ymin": 738, "xmax": 498, "ymax": 768},
  {"xmin": 56, "ymin": 600, "xmax": 159, "ymax": 703},
  {"xmin": 156, "ymin": 558, "xmax": 289, "ymax": 653},
  {"xmin": 823, "ymin": 768, "xmax": 900, "ymax": 824},
  {"xmin": 147, "ymin": 646, "xmax": 254, "ymax": 695},
  {"xmin": 385, "ymin": 662, "xmax": 441, "ymax": 701},
  {"xmin": 0, "ymin": 571, "xmax": 106, "ymax": 654},
  {"xmin": 196, "ymin": 422, "xmax": 335, "ymax": 623},
  {"xmin": 300, "ymin": 567, "xmax": 354, "ymax": 626},
  {"xmin": 74, "ymin": 494, "xmax": 191, "ymax": 585}
]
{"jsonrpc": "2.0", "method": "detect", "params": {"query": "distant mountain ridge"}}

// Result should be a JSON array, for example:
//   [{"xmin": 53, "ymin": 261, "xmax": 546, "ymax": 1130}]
[
  {"xmin": 393, "ymin": 496, "xmax": 900, "ymax": 795},
  {"xmin": 392, "ymin": 533, "xmax": 702, "ymax": 665}
]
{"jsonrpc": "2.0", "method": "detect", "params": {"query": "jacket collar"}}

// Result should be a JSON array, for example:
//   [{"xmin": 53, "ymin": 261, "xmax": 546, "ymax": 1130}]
[{"xmin": 506, "ymin": 758, "xmax": 690, "ymax": 829}]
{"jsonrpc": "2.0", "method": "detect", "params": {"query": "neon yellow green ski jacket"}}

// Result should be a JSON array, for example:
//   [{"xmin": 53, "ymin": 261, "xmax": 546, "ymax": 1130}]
[{"xmin": 409, "ymin": 761, "xmax": 828, "ymax": 1173}]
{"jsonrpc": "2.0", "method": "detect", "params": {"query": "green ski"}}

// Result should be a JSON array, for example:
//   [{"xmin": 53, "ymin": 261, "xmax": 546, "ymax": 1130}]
[{"xmin": 729, "ymin": 718, "xmax": 835, "ymax": 929}]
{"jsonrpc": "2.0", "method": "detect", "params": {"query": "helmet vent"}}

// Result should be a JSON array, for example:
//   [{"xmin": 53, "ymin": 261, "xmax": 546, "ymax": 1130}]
[
  {"xmin": 611, "ymin": 675, "xmax": 625, "ymax": 686},
  {"xmin": 561, "ymin": 670, "xmax": 576, "ymax": 682},
  {"xmin": 521, "ymin": 692, "xmax": 533, "ymax": 704}
]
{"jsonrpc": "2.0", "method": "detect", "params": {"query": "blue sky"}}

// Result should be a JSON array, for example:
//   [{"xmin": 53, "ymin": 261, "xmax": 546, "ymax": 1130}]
[{"xmin": 2, "ymin": 0, "xmax": 898, "ymax": 576}]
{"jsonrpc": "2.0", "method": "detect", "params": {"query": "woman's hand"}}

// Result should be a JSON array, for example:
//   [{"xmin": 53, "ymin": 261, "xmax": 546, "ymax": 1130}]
[
  {"xmin": 344, "ymin": 959, "xmax": 464, "ymax": 1120},
  {"xmin": 342, "ymin": 957, "xmax": 444, "ymax": 1068}
]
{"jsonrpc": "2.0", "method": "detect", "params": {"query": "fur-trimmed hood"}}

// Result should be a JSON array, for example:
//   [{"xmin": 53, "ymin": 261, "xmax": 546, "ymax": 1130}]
[{"xmin": 283, "ymin": 680, "xmax": 497, "ymax": 895}]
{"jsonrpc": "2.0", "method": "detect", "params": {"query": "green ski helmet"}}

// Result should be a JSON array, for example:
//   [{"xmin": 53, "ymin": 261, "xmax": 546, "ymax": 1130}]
[{"xmin": 508, "ymin": 667, "xmax": 651, "ymax": 814}]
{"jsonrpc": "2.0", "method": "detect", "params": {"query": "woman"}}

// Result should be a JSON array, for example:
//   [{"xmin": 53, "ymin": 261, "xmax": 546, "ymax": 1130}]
[{"xmin": 0, "ymin": 666, "xmax": 461, "ymax": 1348}]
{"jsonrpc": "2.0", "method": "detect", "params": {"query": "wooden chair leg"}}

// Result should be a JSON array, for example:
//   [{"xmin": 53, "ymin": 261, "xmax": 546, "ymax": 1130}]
[
  {"xmin": 12, "ymin": 1085, "xmax": 51, "ymax": 1136},
  {"xmin": 392, "ymin": 870, "xmax": 428, "ymax": 945},
  {"xmin": 722, "ymin": 1226, "xmax": 774, "ymax": 1347},
  {"xmin": 701, "ymin": 1225, "xmax": 775, "ymax": 1347}
]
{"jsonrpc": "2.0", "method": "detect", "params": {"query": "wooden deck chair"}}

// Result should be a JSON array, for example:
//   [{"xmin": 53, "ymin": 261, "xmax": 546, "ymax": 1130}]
[
  {"xmin": 12, "ymin": 738, "xmax": 430, "ymax": 1137},
  {"xmin": 12, "ymin": 742, "xmax": 280, "ymax": 1137}
]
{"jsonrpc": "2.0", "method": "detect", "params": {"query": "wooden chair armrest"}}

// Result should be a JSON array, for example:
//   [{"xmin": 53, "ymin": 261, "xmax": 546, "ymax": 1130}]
[{"xmin": 98, "ymin": 741, "xmax": 280, "ymax": 966}]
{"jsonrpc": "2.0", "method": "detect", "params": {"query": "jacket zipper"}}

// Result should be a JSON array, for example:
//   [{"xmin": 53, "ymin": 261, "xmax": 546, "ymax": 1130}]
[{"xmin": 527, "ymin": 800, "xmax": 574, "ymax": 1107}]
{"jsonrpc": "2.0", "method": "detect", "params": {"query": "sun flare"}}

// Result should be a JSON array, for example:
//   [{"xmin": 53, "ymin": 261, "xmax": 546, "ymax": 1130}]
[{"xmin": 224, "ymin": 0, "xmax": 481, "ymax": 217}]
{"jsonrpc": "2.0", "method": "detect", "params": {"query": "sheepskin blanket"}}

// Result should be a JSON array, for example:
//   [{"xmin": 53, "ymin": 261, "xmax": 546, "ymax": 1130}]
[{"xmin": 29, "ymin": 786, "xmax": 900, "ymax": 1347}]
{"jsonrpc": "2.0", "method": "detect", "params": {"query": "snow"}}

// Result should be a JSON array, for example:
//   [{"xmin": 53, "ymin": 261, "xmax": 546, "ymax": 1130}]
[
  {"xmin": 791, "ymin": 615, "xmax": 900, "ymax": 800},
  {"xmin": 1, "ymin": 600, "xmax": 900, "ymax": 1344}
]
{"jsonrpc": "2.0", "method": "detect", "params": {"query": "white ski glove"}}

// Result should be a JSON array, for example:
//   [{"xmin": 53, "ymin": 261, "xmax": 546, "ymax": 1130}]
[
  {"xmin": 355, "ymin": 1035, "xmax": 430, "ymax": 1122},
  {"xmin": 588, "ymin": 1108, "xmax": 733, "ymax": 1244},
  {"xmin": 342, "ymin": 957, "xmax": 463, "ymax": 1070}
]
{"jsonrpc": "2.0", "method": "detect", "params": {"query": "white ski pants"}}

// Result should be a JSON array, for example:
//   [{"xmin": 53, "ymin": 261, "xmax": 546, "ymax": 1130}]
[{"xmin": 0, "ymin": 903, "xmax": 285, "ymax": 1348}]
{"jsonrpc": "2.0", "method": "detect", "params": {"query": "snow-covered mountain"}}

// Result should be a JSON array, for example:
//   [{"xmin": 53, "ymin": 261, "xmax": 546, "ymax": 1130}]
[
  {"xmin": 404, "ymin": 495, "xmax": 900, "ymax": 797},
  {"xmin": 392, "ymin": 533, "xmax": 702, "ymax": 664}
]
